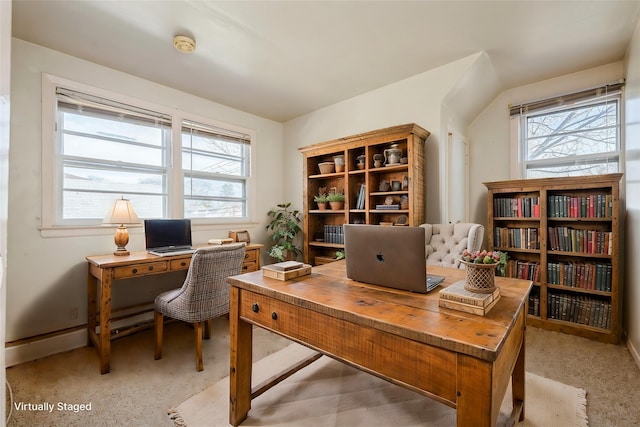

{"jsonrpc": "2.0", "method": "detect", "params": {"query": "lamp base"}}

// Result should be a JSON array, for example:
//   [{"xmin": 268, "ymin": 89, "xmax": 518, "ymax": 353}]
[{"xmin": 113, "ymin": 225, "xmax": 130, "ymax": 256}]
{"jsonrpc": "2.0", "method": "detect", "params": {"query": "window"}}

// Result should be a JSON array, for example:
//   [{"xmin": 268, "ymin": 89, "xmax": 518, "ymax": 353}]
[
  {"xmin": 42, "ymin": 75, "xmax": 254, "ymax": 230},
  {"xmin": 182, "ymin": 121, "xmax": 251, "ymax": 219},
  {"xmin": 56, "ymin": 88, "xmax": 171, "ymax": 223},
  {"xmin": 512, "ymin": 83, "xmax": 623, "ymax": 178}
]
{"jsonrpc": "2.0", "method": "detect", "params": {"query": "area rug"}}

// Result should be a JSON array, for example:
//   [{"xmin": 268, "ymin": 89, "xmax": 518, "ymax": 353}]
[{"xmin": 169, "ymin": 343, "xmax": 588, "ymax": 427}]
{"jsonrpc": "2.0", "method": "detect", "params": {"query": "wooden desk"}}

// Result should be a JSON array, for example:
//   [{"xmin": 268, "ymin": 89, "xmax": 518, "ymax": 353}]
[
  {"xmin": 86, "ymin": 244, "xmax": 262, "ymax": 374},
  {"xmin": 228, "ymin": 261, "xmax": 532, "ymax": 427}
]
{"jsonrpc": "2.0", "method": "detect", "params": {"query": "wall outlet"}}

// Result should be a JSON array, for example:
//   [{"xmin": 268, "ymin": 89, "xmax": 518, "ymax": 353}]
[{"xmin": 70, "ymin": 307, "xmax": 78, "ymax": 320}]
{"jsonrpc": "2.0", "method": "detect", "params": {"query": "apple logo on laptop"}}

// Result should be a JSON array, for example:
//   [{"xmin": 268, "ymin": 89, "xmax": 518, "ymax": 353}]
[{"xmin": 376, "ymin": 252, "xmax": 384, "ymax": 262}]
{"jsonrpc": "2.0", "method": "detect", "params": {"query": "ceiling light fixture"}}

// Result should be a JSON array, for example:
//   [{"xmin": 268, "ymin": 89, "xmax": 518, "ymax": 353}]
[{"xmin": 173, "ymin": 35, "xmax": 196, "ymax": 53}]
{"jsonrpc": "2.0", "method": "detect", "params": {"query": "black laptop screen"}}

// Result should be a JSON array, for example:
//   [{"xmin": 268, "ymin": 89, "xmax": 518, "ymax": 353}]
[{"xmin": 144, "ymin": 219, "xmax": 192, "ymax": 250}]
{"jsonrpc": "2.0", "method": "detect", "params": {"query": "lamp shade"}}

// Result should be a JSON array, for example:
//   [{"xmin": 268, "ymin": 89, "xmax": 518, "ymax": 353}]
[{"xmin": 103, "ymin": 198, "xmax": 140, "ymax": 225}]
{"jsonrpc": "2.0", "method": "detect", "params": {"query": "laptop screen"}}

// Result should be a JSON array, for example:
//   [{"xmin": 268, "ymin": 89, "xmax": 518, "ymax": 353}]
[{"xmin": 144, "ymin": 219, "xmax": 192, "ymax": 250}]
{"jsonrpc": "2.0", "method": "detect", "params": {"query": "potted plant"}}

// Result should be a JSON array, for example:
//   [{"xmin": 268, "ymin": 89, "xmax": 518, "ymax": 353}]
[
  {"xmin": 326, "ymin": 191, "xmax": 345, "ymax": 210},
  {"xmin": 314, "ymin": 192, "xmax": 329, "ymax": 210},
  {"xmin": 266, "ymin": 202, "xmax": 302, "ymax": 262},
  {"xmin": 459, "ymin": 250, "xmax": 508, "ymax": 293}
]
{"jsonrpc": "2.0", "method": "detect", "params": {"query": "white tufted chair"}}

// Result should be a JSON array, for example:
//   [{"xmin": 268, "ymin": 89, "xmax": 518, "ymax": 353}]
[{"xmin": 419, "ymin": 223, "xmax": 484, "ymax": 269}]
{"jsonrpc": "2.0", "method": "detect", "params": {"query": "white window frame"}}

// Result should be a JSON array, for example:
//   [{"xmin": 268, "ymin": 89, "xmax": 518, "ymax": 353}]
[
  {"xmin": 511, "ymin": 84, "xmax": 624, "ymax": 179},
  {"xmin": 41, "ymin": 74, "xmax": 256, "ymax": 237}
]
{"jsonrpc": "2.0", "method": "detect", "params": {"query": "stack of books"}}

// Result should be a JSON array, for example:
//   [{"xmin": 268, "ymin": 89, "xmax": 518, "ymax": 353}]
[
  {"xmin": 438, "ymin": 280, "xmax": 501, "ymax": 316},
  {"xmin": 262, "ymin": 261, "xmax": 312, "ymax": 281}
]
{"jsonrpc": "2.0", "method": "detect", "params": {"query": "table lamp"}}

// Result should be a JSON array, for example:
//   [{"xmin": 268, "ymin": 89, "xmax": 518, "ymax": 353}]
[{"xmin": 103, "ymin": 197, "xmax": 140, "ymax": 256}]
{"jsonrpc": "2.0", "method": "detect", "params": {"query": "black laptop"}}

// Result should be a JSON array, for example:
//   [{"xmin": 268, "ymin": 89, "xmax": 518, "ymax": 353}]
[
  {"xmin": 343, "ymin": 224, "xmax": 444, "ymax": 293},
  {"xmin": 144, "ymin": 219, "xmax": 196, "ymax": 256}
]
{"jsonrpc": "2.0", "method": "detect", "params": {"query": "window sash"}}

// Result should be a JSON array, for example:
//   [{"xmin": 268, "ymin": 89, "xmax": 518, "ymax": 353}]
[
  {"xmin": 181, "ymin": 120, "xmax": 251, "ymax": 219},
  {"xmin": 518, "ymin": 92, "xmax": 621, "ymax": 179},
  {"xmin": 56, "ymin": 93, "xmax": 170, "ymax": 223}
]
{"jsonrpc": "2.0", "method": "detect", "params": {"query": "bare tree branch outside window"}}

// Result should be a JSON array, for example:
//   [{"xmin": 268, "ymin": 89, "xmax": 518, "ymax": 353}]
[{"xmin": 523, "ymin": 98, "xmax": 620, "ymax": 178}]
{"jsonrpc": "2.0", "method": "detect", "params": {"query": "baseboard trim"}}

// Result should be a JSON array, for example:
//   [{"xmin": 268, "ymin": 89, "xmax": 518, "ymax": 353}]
[
  {"xmin": 5, "ymin": 312, "xmax": 154, "ymax": 367},
  {"xmin": 5, "ymin": 328, "xmax": 86, "ymax": 367},
  {"xmin": 626, "ymin": 336, "xmax": 640, "ymax": 370}
]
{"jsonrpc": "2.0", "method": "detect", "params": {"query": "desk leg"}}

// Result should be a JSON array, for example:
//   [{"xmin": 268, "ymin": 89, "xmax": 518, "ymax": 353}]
[
  {"xmin": 98, "ymin": 274, "xmax": 112, "ymax": 374},
  {"xmin": 229, "ymin": 287, "xmax": 252, "ymax": 427},
  {"xmin": 87, "ymin": 270, "xmax": 97, "ymax": 347},
  {"xmin": 457, "ymin": 355, "xmax": 493, "ymax": 427},
  {"xmin": 512, "ymin": 327, "xmax": 526, "ymax": 421}
]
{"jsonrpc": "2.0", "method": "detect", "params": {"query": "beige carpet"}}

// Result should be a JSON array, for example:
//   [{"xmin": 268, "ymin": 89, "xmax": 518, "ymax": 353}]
[{"xmin": 170, "ymin": 343, "xmax": 588, "ymax": 427}]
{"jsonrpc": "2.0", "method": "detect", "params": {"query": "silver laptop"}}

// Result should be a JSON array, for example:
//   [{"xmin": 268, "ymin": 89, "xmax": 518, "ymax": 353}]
[
  {"xmin": 145, "ymin": 219, "xmax": 197, "ymax": 257},
  {"xmin": 343, "ymin": 224, "xmax": 444, "ymax": 293}
]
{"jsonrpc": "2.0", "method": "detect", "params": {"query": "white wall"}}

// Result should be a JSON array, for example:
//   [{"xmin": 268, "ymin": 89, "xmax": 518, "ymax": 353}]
[
  {"xmin": 623, "ymin": 17, "xmax": 640, "ymax": 366},
  {"xmin": 0, "ymin": 0, "xmax": 11, "ymax": 420},
  {"xmin": 7, "ymin": 39, "xmax": 284, "ymax": 350},
  {"xmin": 467, "ymin": 62, "xmax": 626, "ymax": 229},
  {"xmin": 283, "ymin": 53, "xmax": 485, "ymax": 225}
]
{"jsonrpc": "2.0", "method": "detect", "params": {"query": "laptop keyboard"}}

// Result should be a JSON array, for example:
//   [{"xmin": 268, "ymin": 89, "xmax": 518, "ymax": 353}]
[
  {"xmin": 149, "ymin": 247, "xmax": 196, "ymax": 257},
  {"xmin": 426, "ymin": 275, "xmax": 445, "ymax": 292}
]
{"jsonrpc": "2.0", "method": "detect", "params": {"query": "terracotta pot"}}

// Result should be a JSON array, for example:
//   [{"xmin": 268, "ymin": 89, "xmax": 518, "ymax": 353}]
[
  {"xmin": 317, "ymin": 202, "xmax": 328, "ymax": 211},
  {"xmin": 329, "ymin": 201, "xmax": 344, "ymax": 210}
]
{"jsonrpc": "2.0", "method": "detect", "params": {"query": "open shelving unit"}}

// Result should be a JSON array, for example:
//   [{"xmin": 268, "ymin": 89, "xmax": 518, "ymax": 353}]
[{"xmin": 299, "ymin": 124, "xmax": 429, "ymax": 265}]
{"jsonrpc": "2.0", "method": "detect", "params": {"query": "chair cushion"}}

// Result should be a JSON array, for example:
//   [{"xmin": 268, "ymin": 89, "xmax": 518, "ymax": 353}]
[{"xmin": 420, "ymin": 223, "xmax": 484, "ymax": 269}]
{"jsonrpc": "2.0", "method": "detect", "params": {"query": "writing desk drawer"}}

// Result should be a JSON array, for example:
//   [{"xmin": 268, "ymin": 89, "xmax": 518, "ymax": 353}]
[
  {"xmin": 239, "ymin": 291, "xmax": 298, "ymax": 334},
  {"xmin": 114, "ymin": 261, "xmax": 169, "ymax": 279},
  {"xmin": 243, "ymin": 249, "xmax": 258, "ymax": 262},
  {"xmin": 170, "ymin": 258, "xmax": 191, "ymax": 271}
]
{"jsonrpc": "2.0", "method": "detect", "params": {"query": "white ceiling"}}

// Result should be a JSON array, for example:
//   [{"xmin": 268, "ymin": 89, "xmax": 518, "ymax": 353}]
[{"xmin": 11, "ymin": 0, "xmax": 640, "ymax": 122}]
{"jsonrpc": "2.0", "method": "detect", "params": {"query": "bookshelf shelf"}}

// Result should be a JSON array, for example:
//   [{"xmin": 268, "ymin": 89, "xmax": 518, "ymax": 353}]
[
  {"xmin": 485, "ymin": 173, "xmax": 622, "ymax": 344},
  {"xmin": 300, "ymin": 124, "xmax": 428, "ymax": 265}
]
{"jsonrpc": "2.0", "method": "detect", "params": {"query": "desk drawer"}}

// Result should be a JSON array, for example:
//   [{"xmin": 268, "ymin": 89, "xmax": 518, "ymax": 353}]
[
  {"xmin": 240, "ymin": 291, "xmax": 298, "ymax": 332},
  {"xmin": 241, "ymin": 248, "xmax": 259, "ymax": 272},
  {"xmin": 170, "ymin": 258, "xmax": 191, "ymax": 271},
  {"xmin": 114, "ymin": 261, "xmax": 169, "ymax": 279}
]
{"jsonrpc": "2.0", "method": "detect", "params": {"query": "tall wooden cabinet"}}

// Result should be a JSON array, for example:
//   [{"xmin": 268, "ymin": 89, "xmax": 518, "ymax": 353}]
[
  {"xmin": 299, "ymin": 124, "xmax": 429, "ymax": 265},
  {"xmin": 484, "ymin": 173, "xmax": 623, "ymax": 343}
]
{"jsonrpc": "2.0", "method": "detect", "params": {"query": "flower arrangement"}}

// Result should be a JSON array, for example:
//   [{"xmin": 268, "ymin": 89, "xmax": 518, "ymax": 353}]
[
  {"xmin": 461, "ymin": 249, "xmax": 502, "ymax": 264},
  {"xmin": 460, "ymin": 250, "xmax": 507, "ymax": 276}
]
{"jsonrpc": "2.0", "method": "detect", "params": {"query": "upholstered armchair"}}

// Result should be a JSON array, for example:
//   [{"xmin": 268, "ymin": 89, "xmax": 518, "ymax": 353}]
[
  {"xmin": 419, "ymin": 223, "xmax": 484, "ymax": 269},
  {"xmin": 154, "ymin": 243, "xmax": 246, "ymax": 371}
]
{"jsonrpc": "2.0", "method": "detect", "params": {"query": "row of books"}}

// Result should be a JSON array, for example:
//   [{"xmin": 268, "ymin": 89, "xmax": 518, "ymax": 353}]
[
  {"xmin": 354, "ymin": 184, "xmax": 366, "ymax": 210},
  {"xmin": 323, "ymin": 225, "xmax": 344, "ymax": 244},
  {"xmin": 548, "ymin": 194, "xmax": 612, "ymax": 218},
  {"xmin": 504, "ymin": 260, "xmax": 540, "ymax": 282},
  {"xmin": 493, "ymin": 193, "xmax": 613, "ymax": 219},
  {"xmin": 493, "ymin": 197, "xmax": 540, "ymax": 218},
  {"xmin": 548, "ymin": 226, "xmax": 612, "ymax": 255},
  {"xmin": 547, "ymin": 261, "xmax": 612, "ymax": 292},
  {"xmin": 528, "ymin": 289, "xmax": 540, "ymax": 316},
  {"xmin": 547, "ymin": 293, "xmax": 611, "ymax": 329},
  {"xmin": 494, "ymin": 227, "xmax": 540, "ymax": 250}
]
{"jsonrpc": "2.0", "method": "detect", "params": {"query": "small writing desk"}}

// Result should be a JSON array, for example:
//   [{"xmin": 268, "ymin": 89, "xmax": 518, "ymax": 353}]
[
  {"xmin": 228, "ymin": 261, "xmax": 532, "ymax": 427},
  {"xmin": 86, "ymin": 244, "xmax": 262, "ymax": 374}
]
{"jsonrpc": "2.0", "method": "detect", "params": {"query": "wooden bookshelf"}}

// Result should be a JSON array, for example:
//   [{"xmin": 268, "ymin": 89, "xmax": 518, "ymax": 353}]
[
  {"xmin": 299, "ymin": 124, "xmax": 429, "ymax": 265},
  {"xmin": 484, "ymin": 173, "xmax": 623, "ymax": 343}
]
